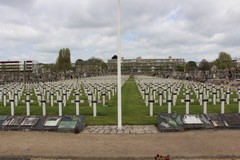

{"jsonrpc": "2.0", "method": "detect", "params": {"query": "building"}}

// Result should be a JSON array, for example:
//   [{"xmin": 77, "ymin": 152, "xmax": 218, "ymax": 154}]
[
  {"xmin": 0, "ymin": 60, "xmax": 39, "ymax": 83},
  {"xmin": 0, "ymin": 60, "xmax": 38, "ymax": 73},
  {"xmin": 107, "ymin": 56, "xmax": 185, "ymax": 75},
  {"xmin": 0, "ymin": 61, "xmax": 20, "ymax": 72}
]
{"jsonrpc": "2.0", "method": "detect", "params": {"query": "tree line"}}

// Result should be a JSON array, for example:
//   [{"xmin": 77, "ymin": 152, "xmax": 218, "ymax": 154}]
[
  {"xmin": 44, "ymin": 49, "xmax": 238, "ymax": 78},
  {"xmin": 185, "ymin": 52, "xmax": 237, "ymax": 73}
]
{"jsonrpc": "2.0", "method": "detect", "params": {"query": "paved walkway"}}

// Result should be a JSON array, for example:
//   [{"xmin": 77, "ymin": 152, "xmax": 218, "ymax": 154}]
[
  {"xmin": 81, "ymin": 125, "xmax": 159, "ymax": 134},
  {"xmin": 0, "ymin": 130, "xmax": 240, "ymax": 159}
]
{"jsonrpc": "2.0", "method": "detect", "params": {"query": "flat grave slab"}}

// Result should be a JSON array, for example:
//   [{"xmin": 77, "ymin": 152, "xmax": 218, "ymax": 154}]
[
  {"xmin": 223, "ymin": 113, "xmax": 240, "ymax": 129},
  {"xmin": 158, "ymin": 113, "xmax": 184, "ymax": 132},
  {"xmin": 205, "ymin": 113, "xmax": 228, "ymax": 128},
  {"xmin": 44, "ymin": 116, "xmax": 62, "ymax": 127},
  {"xmin": 182, "ymin": 114, "xmax": 204, "ymax": 129},
  {"xmin": 0, "ymin": 115, "xmax": 85, "ymax": 132},
  {"xmin": 2, "ymin": 116, "xmax": 25, "ymax": 130},
  {"xmin": 58, "ymin": 121, "xmax": 77, "ymax": 130},
  {"xmin": 31, "ymin": 116, "xmax": 47, "ymax": 131},
  {"xmin": 0, "ymin": 115, "xmax": 8, "ymax": 129},
  {"xmin": 199, "ymin": 114, "xmax": 214, "ymax": 129},
  {"xmin": 18, "ymin": 116, "xmax": 40, "ymax": 130},
  {"xmin": 59, "ymin": 115, "xmax": 86, "ymax": 132},
  {"xmin": 21, "ymin": 116, "xmax": 39, "ymax": 126},
  {"xmin": 43, "ymin": 116, "xmax": 62, "ymax": 131}
]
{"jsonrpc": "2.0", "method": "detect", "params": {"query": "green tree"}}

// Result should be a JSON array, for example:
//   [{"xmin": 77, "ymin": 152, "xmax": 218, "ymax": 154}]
[
  {"xmin": 112, "ymin": 55, "xmax": 117, "ymax": 59},
  {"xmin": 199, "ymin": 59, "xmax": 211, "ymax": 71},
  {"xmin": 56, "ymin": 49, "xmax": 63, "ymax": 71},
  {"xmin": 55, "ymin": 48, "xmax": 72, "ymax": 71},
  {"xmin": 214, "ymin": 52, "xmax": 236, "ymax": 69},
  {"xmin": 85, "ymin": 57, "xmax": 107, "ymax": 76},
  {"xmin": 175, "ymin": 64, "xmax": 185, "ymax": 72},
  {"xmin": 185, "ymin": 61, "xmax": 197, "ymax": 72},
  {"xmin": 65, "ymin": 48, "xmax": 71, "ymax": 70}
]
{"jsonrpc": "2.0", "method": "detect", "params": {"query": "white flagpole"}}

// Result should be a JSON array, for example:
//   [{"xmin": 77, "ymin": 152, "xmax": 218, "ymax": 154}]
[{"xmin": 117, "ymin": 0, "xmax": 122, "ymax": 130}]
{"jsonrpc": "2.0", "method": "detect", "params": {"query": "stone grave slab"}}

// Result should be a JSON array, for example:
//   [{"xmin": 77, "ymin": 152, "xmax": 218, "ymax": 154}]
[
  {"xmin": 157, "ymin": 113, "xmax": 184, "ymax": 132},
  {"xmin": 199, "ymin": 114, "xmax": 214, "ymax": 129},
  {"xmin": 21, "ymin": 116, "xmax": 39, "ymax": 126},
  {"xmin": 31, "ymin": 116, "xmax": 47, "ymax": 131},
  {"xmin": 44, "ymin": 117, "xmax": 62, "ymax": 126},
  {"xmin": 58, "ymin": 121, "xmax": 77, "ymax": 131},
  {"xmin": 19, "ymin": 116, "xmax": 40, "ymax": 130},
  {"xmin": 58, "ymin": 115, "xmax": 86, "ymax": 132},
  {"xmin": 218, "ymin": 114, "xmax": 229, "ymax": 127},
  {"xmin": 43, "ymin": 116, "xmax": 62, "ymax": 131},
  {"xmin": 182, "ymin": 114, "xmax": 204, "ymax": 129},
  {"xmin": 222, "ymin": 113, "xmax": 240, "ymax": 129},
  {"xmin": 205, "ymin": 113, "xmax": 228, "ymax": 128},
  {"xmin": 0, "ymin": 115, "xmax": 8, "ymax": 130},
  {"xmin": 2, "ymin": 116, "xmax": 25, "ymax": 130}
]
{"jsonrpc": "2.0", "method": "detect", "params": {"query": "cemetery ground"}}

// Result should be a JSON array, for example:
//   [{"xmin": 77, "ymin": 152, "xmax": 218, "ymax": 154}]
[
  {"xmin": 0, "ymin": 76, "xmax": 239, "ymax": 125},
  {"xmin": 1, "ymin": 76, "xmax": 240, "ymax": 159}
]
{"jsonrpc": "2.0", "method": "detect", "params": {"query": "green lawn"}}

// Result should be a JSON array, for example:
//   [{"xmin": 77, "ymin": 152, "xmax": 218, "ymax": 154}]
[{"xmin": 0, "ymin": 76, "xmax": 239, "ymax": 125}]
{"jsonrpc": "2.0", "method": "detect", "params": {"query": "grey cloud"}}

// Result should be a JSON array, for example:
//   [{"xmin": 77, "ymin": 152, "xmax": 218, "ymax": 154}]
[{"xmin": 0, "ymin": 0, "xmax": 239, "ymax": 63}]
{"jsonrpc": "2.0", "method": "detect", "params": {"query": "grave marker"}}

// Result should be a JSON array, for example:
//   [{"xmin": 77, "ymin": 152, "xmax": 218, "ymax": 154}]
[
  {"xmin": 3, "ymin": 92, "xmax": 7, "ymax": 106},
  {"xmin": 233, "ymin": 94, "xmax": 240, "ymax": 113},
  {"xmin": 149, "ymin": 94, "xmax": 154, "ymax": 116},
  {"xmin": 102, "ymin": 91, "xmax": 106, "ymax": 106},
  {"xmin": 14, "ymin": 92, "xmax": 18, "ymax": 106},
  {"xmin": 41, "ymin": 96, "xmax": 47, "ymax": 116},
  {"xmin": 225, "ymin": 88, "xmax": 232, "ymax": 105},
  {"xmin": 145, "ymin": 92, "xmax": 149, "ymax": 106},
  {"xmin": 88, "ymin": 92, "xmax": 93, "ymax": 107},
  {"xmin": 158, "ymin": 91, "xmax": 163, "ymax": 106},
  {"xmin": 56, "ymin": 97, "xmax": 63, "ymax": 116},
  {"xmin": 164, "ymin": 94, "xmax": 173, "ymax": 114},
  {"xmin": 218, "ymin": 94, "xmax": 226, "ymax": 114},
  {"xmin": 8, "ymin": 95, "xmax": 15, "ymax": 116},
  {"xmin": 212, "ymin": 88, "xmax": 217, "ymax": 105},
  {"xmin": 62, "ymin": 92, "xmax": 67, "ymax": 107},
  {"xmin": 202, "ymin": 94, "xmax": 212, "ymax": 114},
  {"xmin": 92, "ymin": 94, "xmax": 97, "ymax": 117},
  {"xmin": 50, "ymin": 90, "xmax": 54, "ymax": 107},
  {"xmin": 181, "ymin": 98, "xmax": 194, "ymax": 114},
  {"xmin": 22, "ymin": 98, "xmax": 34, "ymax": 116},
  {"xmin": 172, "ymin": 91, "xmax": 177, "ymax": 106}
]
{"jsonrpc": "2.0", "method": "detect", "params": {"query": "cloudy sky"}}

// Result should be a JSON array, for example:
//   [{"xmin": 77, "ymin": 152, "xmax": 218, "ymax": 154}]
[{"xmin": 0, "ymin": 0, "xmax": 239, "ymax": 63}]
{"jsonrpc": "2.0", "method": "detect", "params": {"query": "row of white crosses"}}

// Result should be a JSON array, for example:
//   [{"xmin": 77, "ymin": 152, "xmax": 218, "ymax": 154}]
[
  {"xmin": 0, "ymin": 83, "xmax": 26, "ymax": 115},
  {"xmin": 135, "ymin": 76, "xmax": 240, "ymax": 116},
  {"xmin": 81, "ymin": 76, "xmax": 129, "ymax": 117},
  {"xmin": 0, "ymin": 79, "xmax": 84, "ymax": 116},
  {"xmin": 0, "ymin": 83, "xmax": 25, "ymax": 107},
  {"xmin": 31, "ymin": 80, "xmax": 86, "ymax": 116},
  {"xmin": 0, "ymin": 76, "xmax": 130, "ymax": 117},
  {"xmin": 190, "ymin": 83, "xmax": 236, "ymax": 114}
]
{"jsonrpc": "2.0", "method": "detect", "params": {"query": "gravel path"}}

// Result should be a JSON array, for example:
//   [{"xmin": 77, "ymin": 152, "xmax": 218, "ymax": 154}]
[{"xmin": 0, "ymin": 130, "xmax": 240, "ymax": 159}]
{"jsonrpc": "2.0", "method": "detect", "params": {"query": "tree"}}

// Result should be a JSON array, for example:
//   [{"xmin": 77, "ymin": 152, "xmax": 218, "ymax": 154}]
[
  {"xmin": 175, "ymin": 64, "xmax": 185, "ymax": 72},
  {"xmin": 75, "ymin": 59, "xmax": 84, "ymax": 65},
  {"xmin": 75, "ymin": 59, "xmax": 85, "ymax": 75},
  {"xmin": 214, "ymin": 52, "xmax": 236, "ymax": 69},
  {"xmin": 111, "ymin": 55, "xmax": 117, "ymax": 59},
  {"xmin": 65, "ymin": 48, "xmax": 72, "ymax": 70},
  {"xmin": 199, "ymin": 59, "xmax": 211, "ymax": 71},
  {"xmin": 55, "ymin": 48, "xmax": 72, "ymax": 71},
  {"xmin": 185, "ymin": 61, "xmax": 197, "ymax": 72},
  {"xmin": 56, "ymin": 49, "xmax": 63, "ymax": 71}
]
